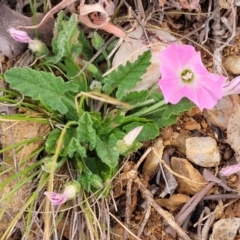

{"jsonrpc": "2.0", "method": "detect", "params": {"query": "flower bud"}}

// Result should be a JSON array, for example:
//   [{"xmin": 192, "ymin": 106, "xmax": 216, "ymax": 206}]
[
  {"xmin": 223, "ymin": 76, "xmax": 240, "ymax": 96},
  {"xmin": 116, "ymin": 126, "xmax": 143, "ymax": 154},
  {"xmin": 91, "ymin": 174, "xmax": 104, "ymax": 189},
  {"xmin": 41, "ymin": 157, "xmax": 56, "ymax": 173},
  {"xmin": 28, "ymin": 39, "xmax": 49, "ymax": 57},
  {"xmin": 63, "ymin": 181, "xmax": 80, "ymax": 199},
  {"xmin": 91, "ymin": 32, "xmax": 104, "ymax": 50},
  {"xmin": 8, "ymin": 27, "xmax": 32, "ymax": 43},
  {"xmin": 41, "ymin": 156, "xmax": 67, "ymax": 173},
  {"xmin": 44, "ymin": 181, "xmax": 80, "ymax": 206},
  {"xmin": 44, "ymin": 191, "xmax": 67, "ymax": 206},
  {"xmin": 123, "ymin": 126, "xmax": 143, "ymax": 146}
]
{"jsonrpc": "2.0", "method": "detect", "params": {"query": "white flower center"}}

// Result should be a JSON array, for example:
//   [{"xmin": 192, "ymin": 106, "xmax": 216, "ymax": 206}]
[{"xmin": 181, "ymin": 69, "xmax": 194, "ymax": 83}]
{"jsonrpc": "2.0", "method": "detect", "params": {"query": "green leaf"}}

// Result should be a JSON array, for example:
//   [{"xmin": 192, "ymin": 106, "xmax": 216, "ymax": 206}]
[
  {"xmin": 47, "ymin": 13, "xmax": 82, "ymax": 63},
  {"xmin": 78, "ymin": 166, "xmax": 92, "ymax": 191},
  {"xmin": 61, "ymin": 127, "xmax": 78, "ymax": 156},
  {"xmin": 84, "ymin": 157, "xmax": 112, "ymax": 182},
  {"xmin": 162, "ymin": 98, "xmax": 194, "ymax": 120},
  {"xmin": 121, "ymin": 90, "xmax": 149, "ymax": 105},
  {"xmin": 103, "ymin": 51, "xmax": 151, "ymax": 99},
  {"xmin": 4, "ymin": 68, "xmax": 78, "ymax": 115},
  {"xmin": 79, "ymin": 30, "xmax": 92, "ymax": 60},
  {"xmin": 62, "ymin": 92, "xmax": 79, "ymax": 121},
  {"xmin": 150, "ymin": 92, "xmax": 164, "ymax": 102},
  {"xmin": 68, "ymin": 137, "xmax": 87, "ymax": 158},
  {"xmin": 96, "ymin": 135, "xmax": 119, "ymax": 168},
  {"xmin": 45, "ymin": 129, "xmax": 61, "ymax": 154},
  {"xmin": 77, "ymin": 112, "xmax": 97, "ymax": 150},
  {"xmin": 147, "ymin": 98, "xmax": 195, "ymax": 128},
  {"xmin": 123, "ymin": 122, "xmax": 159, "ymax": 142},
  {"xmin": 91, "ymin": 32, "xmax": 104, "ymax": 50},
  {"xmin": 152, "ymin": 113, "xmax": 179, "ymax": 128},
  {"xmin": 100, "ymin": 110, "xmax": 125, "ymax": 135},
  {"xmin": 64, "ymin": 58, "xmax": 88, "ymax": 92}
]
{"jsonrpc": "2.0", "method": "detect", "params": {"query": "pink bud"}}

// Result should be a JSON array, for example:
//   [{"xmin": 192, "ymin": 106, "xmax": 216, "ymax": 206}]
[
  {"xmin": 8, "ymin": 27, "xmax": 32, "ymax": 43},
  {"xmin": 223, "ymin": 77, "xmax": 240, "ymax": 96},
  {"xmin": 219, "ymin": 162, "xmax": 240, "ymax": 176},
  {"xmin": 44, "ymin": 191, "xmax": 67, "ymax": 206}
]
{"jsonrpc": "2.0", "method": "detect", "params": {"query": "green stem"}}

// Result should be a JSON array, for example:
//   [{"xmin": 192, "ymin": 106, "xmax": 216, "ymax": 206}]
[
  {"xmin": 78, "ymin": 95, "xmax": 86, "ymax": 115},
  {"xmin": 45, "ymin": 121, "xmax": 78, "ymax": 239},
  {"xmin": 130, "ymin": 99, "xmax": 166, "ymax": 117},
  {"xmin": 130, "ymin": 99, "xmax": 156, "ymax": 110}
]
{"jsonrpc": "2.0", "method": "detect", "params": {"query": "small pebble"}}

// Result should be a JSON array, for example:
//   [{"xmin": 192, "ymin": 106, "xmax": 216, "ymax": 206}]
[
  {"xmin": 223, "ymin": 55, "xmax": 240, "ymax": 75},
  {"xmin": 185, "ymin": 121, "xmax": 201, "ymax": 130},
  {"xmin": 186, "ymin": 137, "xmax": 221, "ymax": 167}
]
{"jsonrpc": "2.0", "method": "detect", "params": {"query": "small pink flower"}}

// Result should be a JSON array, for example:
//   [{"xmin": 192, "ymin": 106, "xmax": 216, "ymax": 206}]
[
  {"xmin": 44, "ymin": 192, "xmax": 68, "ymax": 206},
  {"xmin": 223, "ymin": 76, "xmax": 240, "ymax": 96},
  {"xmin": 219, "ymin": 163, "xmax": 240, "ymax": 176},
  {"xmin": 158, "ymin": 44, "xmax": 227, "ymax": 111},
  {"xmin": 44, "ymin": 181, "xmax": 80, "ymax": 206},
  {"xmin": 8, "ymin": 27, "xmax": 32, "ymax": 43}
]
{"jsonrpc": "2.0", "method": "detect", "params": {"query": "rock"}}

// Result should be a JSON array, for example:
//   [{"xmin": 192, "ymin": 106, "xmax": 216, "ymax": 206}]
[
  {"xmin": 203, "ymin": 96, "xmax": 234, "ymax": 130},
  {"xmin": 186, "ymin": 137, "xmax": 221, "ymax": 167},
  {"xmin": 171, "ymin": 157, "xmax": 207, "ymax": 195},
  {"xmin": 223, "ymin": 55, "xmax": 240, "ymax": 75},
  {"xmin": 210, "ymin": 218, "xmax": 240, "ymax": 240},
  {"xmin": 184, "ymin": 121, "xmax": 201, "ymax": 130},
  {"xmin": 142, "ymin": 137, "xmax": 164, "ymax": 178},
  {"xmin": 226, "ymin": 100, "xmax": 240, "ymax": 162},
  {"xmin": 156, "ymin": 193, "xmax": 190, "ymax": 212},
  {"xmin": 172, "ymin": 129, "xmax": 191, "ymax": 155}
]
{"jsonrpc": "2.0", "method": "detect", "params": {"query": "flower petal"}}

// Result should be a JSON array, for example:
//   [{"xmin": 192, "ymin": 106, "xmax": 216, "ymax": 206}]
[
  {"xmin": 223, "ymin": 76, "xmax": 240, "ymax": 96},
  {"xmin": 158, "ymin": 77, "xmax": 185, "ymax": 103},
  {"xmin": 219, "ymin": 163, "xmax": 240, "ymax": 176},
  {"xmin": 44, "ymin": 191, "xmax": 67, "ymax": 206},
  {"xmin": 8, "ymin": 28, "xmax": 32, "ymax": 43}
]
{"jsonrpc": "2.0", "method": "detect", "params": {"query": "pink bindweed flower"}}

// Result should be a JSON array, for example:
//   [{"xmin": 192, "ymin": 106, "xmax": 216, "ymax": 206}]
[
  {"xmin": 158, "ymin": 44, "xmax": 227, "ymax": 111},
  {"xmin": 8, "ymin": 27, "xmax": 32, "ymax": 43},
  {"xmin": 219, "ymin": 163, "xmax": 240, "ymax": 176},
  {"xmin": 8, "ymin": 27, "xmax": 48, "ymax": 56},
  {"xmin": 44, "ymin": 181, "xmax": 80, "ymax": 206}
]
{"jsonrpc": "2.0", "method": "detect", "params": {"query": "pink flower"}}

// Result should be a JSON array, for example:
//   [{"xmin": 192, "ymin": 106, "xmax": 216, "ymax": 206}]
[
  {"xmin": 219, "ymin": 163, "xmax": 240, "ymax": 176},
  {"xmin": 8, "ymin": 27, "xmax": 32, "ymax": 43},
  {"xmin": 8, "ymin": 27, "xmax": 49, "ymax": 56},
  {"xmin": 44, "ymin": 181, "xmax": 80, "ymax": 206},
  {"xmin": 158, "ymin": 44, "xmax": 227, "ymax": 111},
  {"xmin": 44, "ymin": 192, "xmax": 68, "ymax": 206},
  {"xmin": 223, "ymin": 76, "xmax": 240, "ymax": 96}
]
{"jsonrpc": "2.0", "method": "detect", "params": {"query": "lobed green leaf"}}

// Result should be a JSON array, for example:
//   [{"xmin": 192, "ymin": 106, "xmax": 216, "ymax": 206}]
[
  {"xmin": 4, "ymin": 68, "xmax": 78, "ymax": 115},
  {"xmin": 47, "ymin": 13, "xmax": 82, "ymax": 63},
  {"xmin": 103, "ymin": 51, "xmax": 151, "ymax": 99}
]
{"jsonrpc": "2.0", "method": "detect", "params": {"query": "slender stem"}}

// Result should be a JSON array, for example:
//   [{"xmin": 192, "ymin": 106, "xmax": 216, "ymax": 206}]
[
  {"xmin": 130, "ymin": 100, "xmax": 166, "ymax": 117},
  {"xmin": 130, "ymin": 99, "xmax": 156, "ymax": 110},
  {"xmin": 44, "ymin": 121, "xmax": 78, "ymax": 240}
]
